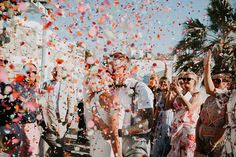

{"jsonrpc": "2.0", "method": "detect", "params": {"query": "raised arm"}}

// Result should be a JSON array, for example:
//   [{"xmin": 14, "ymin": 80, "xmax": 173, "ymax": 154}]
[
  {"xmin": 99, "ymin": 93, "xmax": 123, "ymax": 157},
  {"xmin": 109, "ymin": 103, "xmax": 122, "ymax": 157},
  {"xmin": 164, "ymin": 83, "xmax": 177, "ymax": 110},
  {"xmin": 204, "ymin": 50, "xmax": 215, "ymax": 95},
  {"xmin": 164, "ymin": 62, "xmax": 168, "ymax": 78},
  {"xmin": 179, "ymin": 92, "xmax": 202, "ymax": 113}
]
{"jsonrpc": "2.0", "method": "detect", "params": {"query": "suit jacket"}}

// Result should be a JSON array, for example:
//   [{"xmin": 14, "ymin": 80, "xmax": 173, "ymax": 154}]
[{"xmin": 39, "ymin": 79, "xmax": 76, "ymax": 138}]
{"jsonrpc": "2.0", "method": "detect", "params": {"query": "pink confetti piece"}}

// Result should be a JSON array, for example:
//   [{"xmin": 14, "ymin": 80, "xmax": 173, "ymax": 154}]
[
  {"xmin": 54, "ymin": 8, "xmax": 64, "ymax": 16},
  {"xmin": 18, "ymin": 2, "xmax": 30, "ymax": 12},
  {"xmin": 0, "ymin": 70, "xmax": 8, "ymax": 83},
  {"xmin": 43, "ymin": 21, "xmax": 53, "ymax": 30},
  {"xmin": 4, "ymin": 86, "xmax": 13, "ymax": 95},
  {"xmin": 12, "ymin": 116, "xmax": 22, "ymax": 123},
  {"xmin": 87, "ymin": 120, "xmax": 95, "ymax": 129},
  {"xmin": 11, "ymin": 138, "xmax": 20, "ymax": 145},
  {"xmin": 86, "ymin": 57, "xmax": 95, "ymax": 65},
  {"xmin": 77, "ymin": 3, "xmax": 86, "ymax": 13},
  {"xmin": 88, "ymin": 26, "xmax": 98, "ymax": 38},
  {"xmin": 25, "ymin": 102, "xmax": 40, "ymax": 112}
]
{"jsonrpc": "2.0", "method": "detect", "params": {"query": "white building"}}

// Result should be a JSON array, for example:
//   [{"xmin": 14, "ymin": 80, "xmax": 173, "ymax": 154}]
[{"xmin": 0, "ymin": 17, "xmax": 84, "ymax": 89}]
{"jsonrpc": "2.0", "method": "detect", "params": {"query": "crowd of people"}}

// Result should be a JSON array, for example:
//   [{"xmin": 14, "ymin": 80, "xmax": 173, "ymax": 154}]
[
  {"xmin": 0, "ymin": 53, "xmax": 76, "ymax": 157},
  {"xmin": 83, "ymin": 50, "xmax": 236, "ymax": 157},
  {"xmin": 0, "ymin": 50, "xmax": 235, "ymax": 157}
]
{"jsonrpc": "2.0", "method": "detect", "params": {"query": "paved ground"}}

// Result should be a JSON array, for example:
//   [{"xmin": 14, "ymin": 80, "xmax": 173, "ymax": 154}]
[{"xmin": 64, "ymin": 128, "xmax": 90, "ymax": 157}]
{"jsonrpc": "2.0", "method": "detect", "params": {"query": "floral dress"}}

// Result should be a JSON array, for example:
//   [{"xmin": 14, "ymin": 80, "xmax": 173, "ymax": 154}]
[
  {"xmin": 167, "ymin": 93, "xmax": 201, "ymax": 157},
  {"xmin": 196, "ymin": 89, "xmax": 234, "ymax": 156}
]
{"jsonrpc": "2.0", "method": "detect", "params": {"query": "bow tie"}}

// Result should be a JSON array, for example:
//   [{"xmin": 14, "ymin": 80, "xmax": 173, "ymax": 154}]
[{"xmin": 110, "ymin": 84, "xmax": 127, "ymax": 88}]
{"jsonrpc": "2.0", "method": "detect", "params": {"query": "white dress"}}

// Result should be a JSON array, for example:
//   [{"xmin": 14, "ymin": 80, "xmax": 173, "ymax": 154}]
[{"xmin": 84, "ymin": 92, "xmax": 115, "ymax": 157}]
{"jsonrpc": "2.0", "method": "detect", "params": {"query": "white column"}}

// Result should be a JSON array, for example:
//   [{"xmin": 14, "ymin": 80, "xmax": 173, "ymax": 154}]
[{"xmin": 40, "ymin": 15, "xmax": 48, "ymax": 84}]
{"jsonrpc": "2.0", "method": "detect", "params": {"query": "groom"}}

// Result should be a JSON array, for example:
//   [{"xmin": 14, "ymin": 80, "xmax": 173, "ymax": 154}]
[{"xmin": 107, "ymin": 52, "xmax": 154, "ymax": 157}]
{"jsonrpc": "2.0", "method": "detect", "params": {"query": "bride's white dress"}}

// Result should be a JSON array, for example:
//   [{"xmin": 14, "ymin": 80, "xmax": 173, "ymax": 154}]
[{"xmin": 85, "ymin": 92, "xmax": 115, "ymax": 157}]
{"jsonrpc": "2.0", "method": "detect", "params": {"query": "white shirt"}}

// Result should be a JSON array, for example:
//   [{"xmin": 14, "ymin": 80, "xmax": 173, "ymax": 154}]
[
  {"xmin": 52, "ymin": 81, "xmax": 61, "ymax": 114},
  {"xmin": 115, "ymin": 78, "xmax": 154, "ymax": 128}
]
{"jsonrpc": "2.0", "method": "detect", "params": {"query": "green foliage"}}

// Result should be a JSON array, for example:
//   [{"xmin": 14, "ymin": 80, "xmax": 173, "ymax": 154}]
[{"xmin": 174, "ymin": 0, "xmax": 236, "ymax": 86}]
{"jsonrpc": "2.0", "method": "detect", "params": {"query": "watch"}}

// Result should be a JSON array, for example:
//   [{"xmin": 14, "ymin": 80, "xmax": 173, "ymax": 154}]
[{"xmin": 118, "ymin": 129, "xmax": 122, "ymax": 137}]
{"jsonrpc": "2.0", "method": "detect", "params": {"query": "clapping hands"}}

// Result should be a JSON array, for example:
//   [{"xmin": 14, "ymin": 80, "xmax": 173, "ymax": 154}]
[{"xmin": 170, "ymin": 82, "xmax": 183, "ymax": 96}]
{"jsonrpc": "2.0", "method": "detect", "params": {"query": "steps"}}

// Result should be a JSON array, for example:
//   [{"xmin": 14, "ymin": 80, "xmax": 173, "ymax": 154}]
[{"xmin": 64, "ymin": 128, "xmax": 90, "ymax": 157}]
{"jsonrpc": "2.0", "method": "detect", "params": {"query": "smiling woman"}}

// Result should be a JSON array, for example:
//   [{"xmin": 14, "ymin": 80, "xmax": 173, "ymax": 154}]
[{"xmin": 166, "ymin": 71, "xmax": 204, "ymax": 157}]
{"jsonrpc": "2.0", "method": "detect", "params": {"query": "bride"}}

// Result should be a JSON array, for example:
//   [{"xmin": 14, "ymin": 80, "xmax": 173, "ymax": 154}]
[{"xmin": 84, "ymin": 63, "xmax": 122, "ymax": 157}]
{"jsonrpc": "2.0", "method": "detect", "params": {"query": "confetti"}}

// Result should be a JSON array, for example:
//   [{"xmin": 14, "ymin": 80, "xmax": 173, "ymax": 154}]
[
  {"xmin": 43, "ymin": 21, "xmax": 53, "ymax": 30},
  {"xmin": 18, "ymin": 2, "xmax": 30, "ymax": 12},
  {"xmin": 56, "ymin": 58, "xmax": 64, "ymax": 64},
  {"xmin": 87, "ymin": 120, "xmax": 95, "ymax": 129}
]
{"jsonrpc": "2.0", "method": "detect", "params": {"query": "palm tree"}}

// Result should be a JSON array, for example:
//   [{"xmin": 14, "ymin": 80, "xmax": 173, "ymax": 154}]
[{"xmin": 173, "ymin": 0, "xmax": 236, "ymax": 81}]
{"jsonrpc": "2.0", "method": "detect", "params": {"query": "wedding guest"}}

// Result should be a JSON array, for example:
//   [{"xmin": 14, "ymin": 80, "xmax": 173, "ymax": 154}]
[
  {"xmin": 167, "ymin": 71, "xmax": 204, "ymax": 157},
  {"xmin": 195, "ymin": 50, "xmax": 235, "ymax": 157}
]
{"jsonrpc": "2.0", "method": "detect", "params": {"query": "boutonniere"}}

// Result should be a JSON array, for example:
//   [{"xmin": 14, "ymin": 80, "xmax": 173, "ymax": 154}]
[{"xmin": 127, "ymin": 88, "xmax": 135, "ymax": 97}]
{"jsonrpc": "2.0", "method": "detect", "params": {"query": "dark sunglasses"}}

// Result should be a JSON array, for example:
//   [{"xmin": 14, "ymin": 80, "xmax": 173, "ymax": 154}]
[
  {"xmin": 0, "ymin": 59, "xmax": 8, "ymax": 65},
  {"xmin": 26, "ymin": 71, "xmax": 37, "ymax": 75},
  {"xmin": 212, "ymin": 78, "xmax": 228, "ymax": 84},
  {"xmin": 160, "ymin": 81, "xmax": 167, "ymax": 85},
  {"xmin": 182, "ymin": 77, "xmax": 194, "ymax": 82}
]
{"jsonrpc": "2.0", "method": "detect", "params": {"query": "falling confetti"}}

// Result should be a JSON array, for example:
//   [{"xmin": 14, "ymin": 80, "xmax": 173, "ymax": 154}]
[{"xmin": 43, "ymin": 21, "xmax": 53, "ymax": 30}]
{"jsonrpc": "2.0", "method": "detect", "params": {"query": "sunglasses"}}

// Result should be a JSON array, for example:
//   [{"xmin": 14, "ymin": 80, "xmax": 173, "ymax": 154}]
[
  {"xmin": 0, "ymin": 59, "xmax": 8, "ymax": 65},
  {"xmin": 182, "ymin": 77, "xmax": 194, "ymax": 82},
  {"xmin": 160, "ymin": 81, "xmax": 167, "ymax": 84},
  {"xmin": 212, "ymin": 78, "xmax": 228, "ymax": 84},
  {"xmin": 26, "ymin": 71, "xmax": 37, "ymax": 75}
]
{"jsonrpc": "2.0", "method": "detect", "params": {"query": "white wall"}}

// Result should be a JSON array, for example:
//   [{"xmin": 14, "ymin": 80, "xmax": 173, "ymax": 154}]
[{"xmin": 131, "ymin": 59, "xmax": 174, "ymax": 84}]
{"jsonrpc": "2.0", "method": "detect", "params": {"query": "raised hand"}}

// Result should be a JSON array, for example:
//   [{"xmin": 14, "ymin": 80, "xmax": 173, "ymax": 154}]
[
  {"xmin": 204, "ymin": 49, "xmax": 216, "ymax": 95},
  {"xmin": 171, "ymin": 82, "xmax": 183, "ymax": 95},
  {"xmin": 204, "ymin": 50, "xmax": 212, "ymax": 67}
]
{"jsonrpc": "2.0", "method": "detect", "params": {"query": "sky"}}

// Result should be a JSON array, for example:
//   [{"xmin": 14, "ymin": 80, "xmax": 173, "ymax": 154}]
[{"xmin": 25, "ymin": 0, "xmax": 213, "ymax": 57}]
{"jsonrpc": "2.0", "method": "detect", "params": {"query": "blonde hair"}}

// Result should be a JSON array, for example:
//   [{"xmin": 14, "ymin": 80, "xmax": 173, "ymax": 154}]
[{"xmin": 177, "ymin": 72, "xmax": 186, "ymax": 79}]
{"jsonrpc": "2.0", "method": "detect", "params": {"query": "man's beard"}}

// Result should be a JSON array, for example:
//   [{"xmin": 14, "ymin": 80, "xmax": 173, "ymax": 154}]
[{"xmin": 114, "ymin": 75, "xmax": 127, "ymax": 86}]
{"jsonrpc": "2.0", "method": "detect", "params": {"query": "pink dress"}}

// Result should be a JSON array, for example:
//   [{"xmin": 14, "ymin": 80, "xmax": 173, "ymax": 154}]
[{"xmin": 167, "ymin": 96, "xmax": 200, "ymax": 157}]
